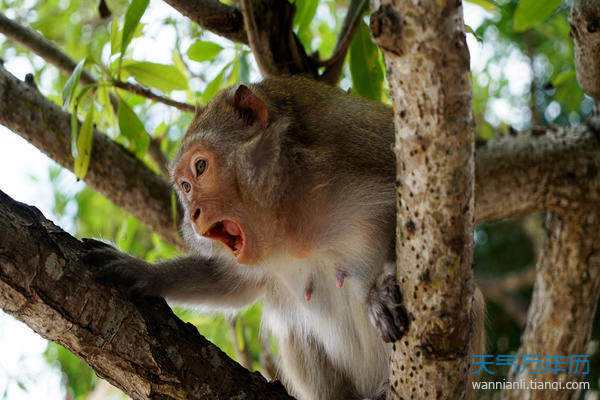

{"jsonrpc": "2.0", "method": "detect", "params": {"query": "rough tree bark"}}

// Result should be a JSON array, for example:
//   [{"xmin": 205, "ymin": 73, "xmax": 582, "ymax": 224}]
[
  {"xmin": 501, "ymin": 1, "xmax": 600, "ymax": 399},
  {"xmin": 371, "ymin": 1, "xmax": 476, "ymax": 398},
  {"xmin": 0, "ymin": 189, "xmax": 293, "ymax": 400},
  {"xmin": 0, "ymin": 66, "xmax": 183, "ymax": 247},
  {"xmin": 571, "ymin": 0, "xmax": 600, "ymax": 101},
  {"xmin": 504, "ymin": 208, "xmax": 600, "ymax": 400}
]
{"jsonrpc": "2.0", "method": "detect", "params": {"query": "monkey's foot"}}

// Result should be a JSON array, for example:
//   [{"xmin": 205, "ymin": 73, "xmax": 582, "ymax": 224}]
[
  {"xmin": 367, "ymin": 274, "xmax": 410, "ymax": 343},
  {"xmin": 82, "ymin": 238, "xmax": 159, "ymax": 297}
]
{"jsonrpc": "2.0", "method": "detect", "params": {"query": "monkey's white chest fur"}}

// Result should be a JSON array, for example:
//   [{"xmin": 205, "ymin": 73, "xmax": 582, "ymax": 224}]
[{"xmin": 261, "ymin": 257, "xmax": 390, "ymax": 399}]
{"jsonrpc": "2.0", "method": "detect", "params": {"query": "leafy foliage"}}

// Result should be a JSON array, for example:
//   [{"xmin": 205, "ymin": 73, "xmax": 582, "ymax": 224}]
[{"xmin": 349, "ymin": 21, "xmax": 384, "ymax": 101}]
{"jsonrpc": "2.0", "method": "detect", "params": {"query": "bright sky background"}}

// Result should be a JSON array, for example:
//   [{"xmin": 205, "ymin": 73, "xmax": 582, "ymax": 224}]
[{"xmin": 0, "ymin": 2, "xmax": 510, "ymax": 398}]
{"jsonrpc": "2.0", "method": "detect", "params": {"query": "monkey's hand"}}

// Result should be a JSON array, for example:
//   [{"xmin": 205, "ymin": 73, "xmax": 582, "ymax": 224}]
[
  {"xmin": 367, "ymin": 273, "xmax": 410, "ymax": 343},
  {"xmin": 82, "ymin": 238, "xmax": 161, "ymax": 298}
]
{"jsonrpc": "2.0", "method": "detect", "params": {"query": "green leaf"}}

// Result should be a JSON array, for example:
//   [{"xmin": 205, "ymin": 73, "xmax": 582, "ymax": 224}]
[
  {"xmin": 121, "ymin": 0, "xmax": 149, "ymax": 55},
  {"xmin": 551, "ymin": 69, "xmax": 576, "ymax": 87},
  {"xmin": 187, "ymin": 40, "xmax": 223, "ymax": 62},
  {"xmin": 70, "ymin": 109, "xmax": 79, "ymax": 161},
  {"xmin": 110, "ymin": 18, "xmax": 121, "ymax": 56},
  {"xmin": 349, "ymin": 21, "xmax": 384, "ymax": 101},
  {"xmin": 466, "ymin": 0, "xmax": 497, "ymax": 12},
  {"xmin": 239, "ymin": 52, "xmax": 250, "ymax": 83},
  {"xmin": 294, "ymin": 0, "xmax": 318, "ymax": 47},
  {"xmin": 117, "ymin": 98, "xmax": 150, "ymax": 156},
  {"xmin": 513, "ymin": 0, "xmax": 562, "ymax": 33},
  {"xmin": 62, "ymin": 58, "xmax": 86, "ymax": 107},
  {"xmin": 74, "ymin": 105, "xmax": 94, "ymax": 179},
  {"xmin": 201, "ymin": 66, "xmax": 228, "ymax": 103},
  {"xmin": 465, "ymin": 24, "xmax": 483, "ymax": 42},
  {"xmin": 122, "ymin": 61, "xmax": 188, "ymax": 92}
]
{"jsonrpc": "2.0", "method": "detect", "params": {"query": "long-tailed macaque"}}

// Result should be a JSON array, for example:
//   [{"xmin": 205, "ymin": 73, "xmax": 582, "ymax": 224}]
[{"xmin": 84, "ymin": 76, "xmax": 485, "ymax": 400}]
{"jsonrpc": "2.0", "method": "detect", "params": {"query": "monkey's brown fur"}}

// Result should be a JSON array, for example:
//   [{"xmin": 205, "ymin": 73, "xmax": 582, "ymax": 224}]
[{"xmin": 86, "ymin": 76, "xmax": 485, "ymax": 400}]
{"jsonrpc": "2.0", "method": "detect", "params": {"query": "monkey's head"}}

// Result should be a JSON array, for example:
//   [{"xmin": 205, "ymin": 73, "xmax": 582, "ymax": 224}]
[{"xmin": 172, "ymin": 83, "xmax": 316, "ymax": 265}]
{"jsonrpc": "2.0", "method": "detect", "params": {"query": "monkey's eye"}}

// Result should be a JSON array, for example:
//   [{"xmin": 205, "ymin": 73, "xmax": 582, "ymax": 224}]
[
  {"xmin": 181, "ymin": 181, "xmax": 191, "ymax": 193},
  {"xmin": 194, "ymin": 159, "xmax": 207, "ymax": 177}
]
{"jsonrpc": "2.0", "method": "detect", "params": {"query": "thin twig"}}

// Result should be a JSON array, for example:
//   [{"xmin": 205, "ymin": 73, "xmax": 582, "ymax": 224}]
[
  {"xmin": 478, "ymin": 268, "xmax": 535, "ymax": 328},
  {"xmin": 113, "ymin": 80, "xmax": 195, "ymax": 112},
  {"xmin": 0, "ymin": 12, "xmax": 195, "ymax": 113},
  {"xmin": 239, "ymin": 0, "xmax": 276, "ymax": 77},
  {"xmin": 0, "ymin": 12, "xmax": 95, "ymax": 84},
  {"xmin": 319, "ymin": 0, "xmax": 368, "ymax": 84}
]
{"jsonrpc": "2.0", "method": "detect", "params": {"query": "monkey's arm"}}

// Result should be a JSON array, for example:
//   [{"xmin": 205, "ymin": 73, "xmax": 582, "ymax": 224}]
[{"xmin": 83, "ymin": 239, "xmax": 265, "ymax": 311}]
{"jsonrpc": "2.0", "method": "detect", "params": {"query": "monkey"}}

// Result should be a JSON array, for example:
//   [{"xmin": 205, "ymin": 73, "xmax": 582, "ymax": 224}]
[{"xmin": 84, "ymin": 75, "xmax": 485, "ymax": 400}]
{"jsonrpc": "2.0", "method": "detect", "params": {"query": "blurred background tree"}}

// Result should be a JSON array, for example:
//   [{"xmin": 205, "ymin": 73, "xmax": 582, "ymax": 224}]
[{"xmin": 0, "ymin": 0, "xmax": 596, "ymax": 398}]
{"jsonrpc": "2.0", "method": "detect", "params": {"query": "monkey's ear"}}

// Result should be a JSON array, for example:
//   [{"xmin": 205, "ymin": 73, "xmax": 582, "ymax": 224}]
[{"xmin": 233, "ymin": 85, "xmax": 269, "ymax": 129}]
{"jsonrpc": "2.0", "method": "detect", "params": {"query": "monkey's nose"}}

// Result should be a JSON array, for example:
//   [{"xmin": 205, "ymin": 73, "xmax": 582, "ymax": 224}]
[{"xmin": 192, "ymin": 208, "xmax": 201, "ymax": 221}]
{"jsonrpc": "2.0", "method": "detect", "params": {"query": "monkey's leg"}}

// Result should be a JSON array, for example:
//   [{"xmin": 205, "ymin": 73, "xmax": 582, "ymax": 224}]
[
  {"xmin": 83, "ymin": 239, "xmax": 265, "ymax": 309},
  {"xmin": 278, "ymin": 333, "xmax": 359, "ymax": 400},
  {"xmin": 367, "ymin": 263, "xmax": 410, "ymax": 343}
]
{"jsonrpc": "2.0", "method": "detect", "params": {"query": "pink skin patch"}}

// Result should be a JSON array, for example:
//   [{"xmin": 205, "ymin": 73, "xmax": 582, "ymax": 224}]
[
  {"xmin": 304, "ymin": 279, "xmax": 314, "ymax": 302},
  {"xmin": 336, "ymin": 270, "xmax": 348, "ymax": 288}
]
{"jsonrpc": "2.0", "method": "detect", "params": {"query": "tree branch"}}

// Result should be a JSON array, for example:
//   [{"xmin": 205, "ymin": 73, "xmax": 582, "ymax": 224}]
[
  {"xmin": 319, "ymin": 0, "xmax": 367, "ymax": 85},
  {"xmin": 372, "ymin": 2, "xmax": 476, "ymax": 398},
  {"xmin": 504, "ymin": 208, "xmax": 600, "ymax": 400},
  {"xmin": 164, "ymin": 0, "xmax": 318, "ymax": 78},
  {"xmin": 474, "ymin": 122, "xmax": 600, "ymax": 223},
  {"xmin": 571, "ymin": 0, "xmax": 600, "ymax": 100},
  {"xmin": 239, "ymin": 0, "xmax": 274, "ymax": 76},
  {"xmin": 0, "ymin": 66, "xmax": 183, "ymax": 247},
  {"xmin": 0, "ymin": 12, "xmax": 195, "ymax": 112},
  {"xmin": 2, "ymin": 63, "xmax": 600, "ymax": 250},
  {"xmin": 478, "ymin": 269, "xmax": 535, "ymax": 328},
  {"xmin": 162, "ymin": 0, "xmax": 248, "ymax": 44},
  {"xmin": 0, "ymin": 189, "xmax": 292, "ymax": 400},
  {"xmin": 112, "ymin": 79, "xmax": 196, "ymax": 112},
  {"xmin": 0, "ymin": 12, "xmax": 95, "ymax": 84}
]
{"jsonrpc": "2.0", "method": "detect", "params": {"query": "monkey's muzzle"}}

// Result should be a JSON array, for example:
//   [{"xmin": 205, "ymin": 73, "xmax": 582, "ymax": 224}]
[{"xmin": 203, "ymin": 220, "xmax": 245, "ymax": 258}]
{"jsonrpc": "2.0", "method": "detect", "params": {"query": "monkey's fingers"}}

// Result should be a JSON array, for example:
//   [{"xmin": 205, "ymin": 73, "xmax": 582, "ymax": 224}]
[
  {"xmin": 94, "ymin": 260, "xmax": 160, "ymax": 298},
  {"xmin": 367, "ymin": 275, "xmax": 410, "ymax": 343},
  {"xmin": 82, "ymin": 247, "xmax": 125, "ymax": 268}
]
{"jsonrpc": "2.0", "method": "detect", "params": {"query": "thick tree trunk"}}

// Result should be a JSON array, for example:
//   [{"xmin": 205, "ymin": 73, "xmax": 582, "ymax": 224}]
[
  {"xmin": 503, "ymin": 208, "xmax": 600, "ymax": 400},
  {"xmin": 0, "ymin": 189, "xmax": 292, "ymax": 400},
  {"xmin": 371, "ymin": 1, "xmax": 476, "ymax": 398},
  {"xmin": 571, "ymin": 0, "xmax": 600, "ymax": 100}
]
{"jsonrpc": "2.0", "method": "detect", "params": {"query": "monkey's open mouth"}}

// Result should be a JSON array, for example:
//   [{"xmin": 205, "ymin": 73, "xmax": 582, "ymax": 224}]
[{"xmin": 203, "ymin": 220, "xmax": 245, "ymax": 257}]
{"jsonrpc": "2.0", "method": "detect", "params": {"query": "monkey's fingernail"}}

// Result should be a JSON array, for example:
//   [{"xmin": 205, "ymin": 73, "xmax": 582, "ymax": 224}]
[{"xmin": 335, "ymin": 270, "xmax": 348, "ymax": 288}]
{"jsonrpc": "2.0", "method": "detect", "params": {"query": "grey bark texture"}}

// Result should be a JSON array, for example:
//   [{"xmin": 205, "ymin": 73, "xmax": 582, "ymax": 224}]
[
  {"xmin": 571, "ymin": 0, "xmax": 600, "ymax": 99},
  {"xmin": 503, "ymin": 208, "xmax": 600, "ymax": 400},
  {"xmin": 163, "ymin": 0, "xmax": 318, "ymax": 78},
  {"xmin": 0, "ymin": 189, "xmax": 293, "ymax": 400},
  {"xmin": 370, "ymin": 1, "xmax": 476, "ymax": 398},
  {"xmin": 0, "ymin": 66, "xmax": 183, "ymax": 247}
]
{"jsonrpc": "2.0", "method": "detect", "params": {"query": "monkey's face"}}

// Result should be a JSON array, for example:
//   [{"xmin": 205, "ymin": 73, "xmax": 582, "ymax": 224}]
[
  {"xmin": 173, "ymin": 142, "xmax": 264, "ymax": 265},
  {"xmin": 172, "ymin": 83, "xmax": 301, "ymax": 265}
]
